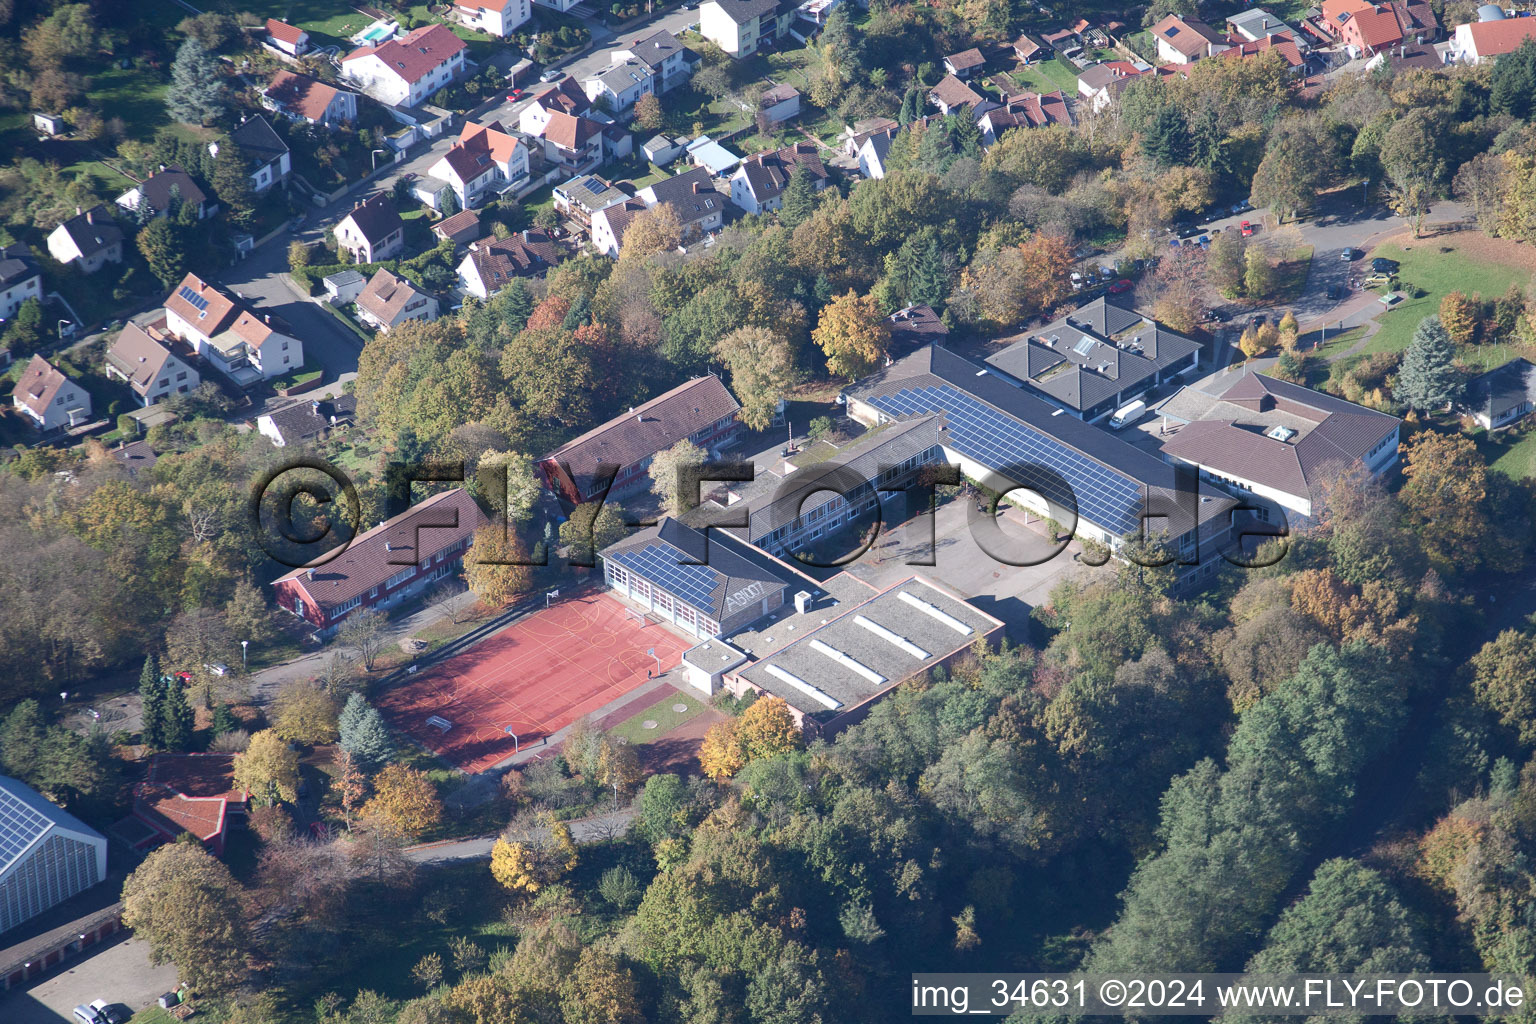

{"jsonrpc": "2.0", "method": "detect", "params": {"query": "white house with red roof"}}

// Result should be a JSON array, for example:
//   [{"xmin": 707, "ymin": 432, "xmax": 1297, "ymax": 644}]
[
  {"xmin": 264, "ymin": 70, "xmax": 359, "ymax": 126},
  {"xmin": 271, "ymin": 488, "xmax": 488, "ymax": 634},
  {"xmin": 341, "ymin": 23, "xmax": 467, "ymax": 107},
  {"xmin": 104, "ymin": 322, "xmax": 200, "ymax": 406},
  {"xmin": 162, "ymin": 273, "xmax": 303, "ymax": 385},
  {"xmin": 11, "ymin": 355, "xmax": 91, "ymax": 431},
  {"xmin": 428, "ymin": 120, "xmax": 530, "ymax": 209},
  {"xmin": 1453, "ymin": 14, "xmax": 1536, "ymax": 63},
  {"xmin": 454, "ymin": 0, "xmax": 532, "ymax": 36},
  {"xmin": 265, "ymin": 18, "xmax": 309, "ymax": 57},
  {"xmin": 517, "ymin": 76, "xmax": 591, "ymax": 136},
  {"xmin": 1149, "ymin": 14, "xmax": 1230, "ymax": 61}
]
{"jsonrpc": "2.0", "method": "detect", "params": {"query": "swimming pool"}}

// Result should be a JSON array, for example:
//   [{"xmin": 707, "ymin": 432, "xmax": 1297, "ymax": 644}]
[{"xmin": 351, "ymin": 20, "xmax": 398, "ymax": 45}]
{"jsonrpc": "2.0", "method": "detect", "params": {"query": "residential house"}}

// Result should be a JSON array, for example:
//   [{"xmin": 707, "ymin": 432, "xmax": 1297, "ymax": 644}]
[
  {"xmin": 538, "ymin": 374, "xmax": 741, "ymax": 503},
  {"xmin": 1463, "ymin": 358, "xmax": 1534, "ymax": 430},
  {"xmin": 1228, "ymin": 8, "xmax": 1295, "ymax": 41},
  {"xmin": 887, "ymin": 303, "xmax": 948, "ymax": 352},
  {"xmin": 1077, "ymin": 60, "xmax": 1145, "ymax": 111},
  {"xmin": 257, "ymin": 395, "xmax": 357, "ymax": 448},
  {"xmin": 1320, "ymin": 0, "xmax": 1436, "ymax": 56},
  {"xmin": 856, "ymin": 125, "xmax": 898, "ymax": 179},
  {"xmin": 533, "ymin": 0, "xmax": 583, "ymax": 12},
  {"xmin": 1013, "ymin": 33, "xmax": 1050, "ymax": 62},
  {"xmin": 553, "ymin": 174, "xmax": 628, "ymax": 227},
  {"xmin": 984, "ymin": 296, "xmax": 1203, "ymax": 422},
  {"xmin": 104, "ymin": 322, "xmax": 200, "ymax": 407},
  {"xmin": 699, "ymin": 0, "xmax": 796, "ymax": 58},
  {"xmin": 323, "ymin": 269, "xmax": 368, "ymax": 305},
  {"xmin": 637, "ymin": 165, "xmax": 725, "ymax": 237},
  {"xmin": 454, "ymin": 0, "xmax": 532, "ymax": 36},
  {"xmin": 759, "ymin": 83, "xmax": 801, "ymax": 124},
  {"xmin": 977, "ymin": 90, "xmax": 1072, "ymax": 142},
  {"xmin": 1150, "ymin": 14, "xmax": 1230, "ymax": 61},
  {"xmin": 432, "ymin": 209, "xmax": 483, "ymax": 247},
  {"xmin": 455, "ymin": 230, "xmax": 561, "ymax": 298},
  {"xmin": 111, "ymin": 439, "xmax": 158, "ymax": 477},
  {"xmin": 0, "ymin": 245, "xmax": 41, "ymax": 320},
  {"xmin": 1222, "ymin": 33, "xmax": 1306, "ymax": 69},
  {"xmin": 46, "ymin": 205, "xmax": 123, "ymax": 273},
  {"xmin": 685, "ymin": 135, "xmax": 742, "ymax": 176},
  {"xmin": 537, "ymin": 111, "xmax": 606, "ymax": 175},
  {"xmin": 1042, "ymin": 26, "xmax": 1082, "ymax": 54},
  {"xmin": 1452, "ymin": 14, "xmax": 1536, "ymax": 62},
  {"xmin": 212, "ymin": 116, "xmax": 290, "ymax": 193},
  {"xmin": 584, "ymin": 59, "xmax": 656, "ymax": 113},
  {"xmin": 1364, "ymin": 41, "xmax": 1445, "ymax": 70},
  {"xmin": 162, "ymin": 273, "xmax": 304, "ymax": 385},
  {"xmin": 1158, "ymin": 371, "xmax": 1402, "ymax": 524},
  {"xmin": 263, "ymin": 71, "xmax": 359, "ymax": 126},
  {"xmin": 841, "ymin": 115, "xmax": 898, "ymax": 157},
  {"xmin": 335, "ymin": 193, "xmax": 405, "ymax": 264},
  {"xmin": 944, "ymin": 47, "xmax": 986, "ymax": 77},
  {"xmin": 354, "ymin": 268, "xmax": 439, "ymax": 332},
  {"xmin": 32, "ymin": 112, "xmax": 66, "ymax": 136},
  {"xmin": 729, "ymin": 142, "xmax": 829, "ymax": 214},
  {"xmin": 11, "ymin": 355, "xmax": 90, "ymax": 430},
  {"xmin": 517, "ymin": 77, "xmax": 591, "ymax": 136},
  {"xmin": 602, "ymin": 123, "xmax": 635, "ymax": 163},
  {"xmin": 0, "ymin": 776, "xmax": 108, "ymax": 934},
  {"xmin": 610, "ymin": 30, "xmax": 692, "ymax": 92},
  {"xmin": 265, "ymin": 18, "xmax": 309, "ymax": 56},
  {"xmin": 271, "ymin": 487, "xmax": 488, "ymax": 634},
  {"xmin": 115, "ymin": 166, "xmax": 215, "ymax": 221},
  {"xmin": 643, "ymin": 133, "xmax": 689, "ymax": 165},
  {"xmin": 929, "ymin": 73, "xmax": 984, "ymax": 114},
  {"xmin": 341, "ymin": 23, "xmax": 467, "ymax": 107},
  {"xmin": 428, "ymin": 120, "xmax": 530, "ymax": 209},
  {"xmin": 131, "ymin": 754, "xmax": 249, "ymax": 858}
]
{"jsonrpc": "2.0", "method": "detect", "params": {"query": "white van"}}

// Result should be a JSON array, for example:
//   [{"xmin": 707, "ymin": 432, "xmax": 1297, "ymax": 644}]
[{"xmin": 1109, "ymin": 399, "xmax": 1147, "ymax": 430}]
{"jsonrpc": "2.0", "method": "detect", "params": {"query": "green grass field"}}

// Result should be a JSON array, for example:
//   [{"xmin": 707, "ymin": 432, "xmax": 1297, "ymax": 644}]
[
  {"xmin": 608, "ymin": 690, "xmax": 706, "ymax": 745},
  {"xmin": 1361, "ymin": 242, "xmax": 1532, "ymax": 357},
  {"xmin": 1485, "ymin": 429, "xmax": 1536, "ymax": 480},
  {"xmin": 1014, "ymin": 61, "xmax": 1079, "ymax": 94}
]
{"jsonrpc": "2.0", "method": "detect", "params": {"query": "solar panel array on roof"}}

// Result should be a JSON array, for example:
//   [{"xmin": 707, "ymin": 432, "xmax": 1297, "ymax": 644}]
[
  {"xmin": 869, "ymin": 383, "xmax": 1144, "ymax": 535},
  {"xmin": 0, "ymin": 785, "xmax": 52, "ymax": 869},
  {"xmin": 177, "ymin": 286, "xmax": 210, "ymax": 312},
  {"xmin": 609, "ymin": 542, "xmax": 718, "ymax": 615}
]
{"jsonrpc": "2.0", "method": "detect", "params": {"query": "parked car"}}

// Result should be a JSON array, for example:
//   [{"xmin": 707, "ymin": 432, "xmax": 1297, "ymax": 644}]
[
  {"xmin": 1340, "ymin": 247, "xmax": 1361, "ymax": 261},
  {"xmin": 1197, "ymin": 235, "xmax": 1211, "ymax": 247},
  {"xmin": 539, "ymin": 67, "xmax": 562, "ymax": 83},
  {"xmin": 73, "ymin": 1007, "xmax": 103, "ymax": 1024},
  {"xmin": 1371, "ymin": 257, "xmax": 1400, "ymax": 273},
  {"xmin": 1250, "ymin": 314, "xmax": 1267, "ymax": 327},
  {"xmin": 1108, "ymin": 279, "xmax": 1133, "ymax": 294},
  {"xmin": 1070, "ymin": 271, "xmax": 1084, "ymax": 289},
  {"xmin": 90, "ymin": 1001, "xmax": 129, "ymax": 1024},
  {"xmin": 1240, "ymin": 220, "xmax": 1253, "ymax": 237},
  {"xmin": 1231, "ymin": 199, "xmax": 1253, "ymax": 214},
  {"xmin": 205, "ymin": 663, "xmax": 229, "ymax": 677},
  {"xmin": 1176, "ymin": 223, "xmax": 1200, "ymax": 238},
  {"xmin": 1169, "ymin": 238, "xmax": 1181, "ymax": 248},
  {"xmin": 1326, "ymin": 284, "xmax": 1343, "ymax": 300}
]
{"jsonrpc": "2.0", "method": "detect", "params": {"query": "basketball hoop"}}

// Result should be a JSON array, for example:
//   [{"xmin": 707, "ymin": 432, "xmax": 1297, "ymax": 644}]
[{"xmin": 504, "ymin": 725, "xmax": 520, "ymax": 753}]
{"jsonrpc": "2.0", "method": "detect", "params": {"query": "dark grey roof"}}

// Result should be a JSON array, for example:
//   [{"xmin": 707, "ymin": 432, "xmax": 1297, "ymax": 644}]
[
  {"xmin": 1466, "ymin": 358, "xmax": 1535, "ymax": 422},
  {"xmin": 626, "ymin": 29, "xmax": 683, "ymax": 68},
  {"xmin": 0, "ymin": 244, "xmax": 39, "ymax": 287},
  {"xmin": 342, "ymin": 193, "xmax": 404, "ymax": 246},
  {"xmin": 135, "ymin": 167, "xmax": 208, "ymax": 214},
  {"xmin": 647, "ymin": 166, "xmax": 722, "ymax": 226},
  {"xmin": 986, "ymin": 297, "xmax": 1202, "ymax": 412},
  {"xmin": 888, "ymin": 304, "xmax": 948, "ymax": 351},
  {"xmin": 262, "ymin": 396, "xmax": 355, "ymax": 443},
  {"xmin": 710, "ymin": 0, "xmax": 780, "ymax": 22},
  {"xmin": 602, "ymin": 517, "xmax": 818, "ymax": 622},
  {"xmin": 230, "ymin": 115, "xmax": 289, "ymax": 167},
  {"xmin": 53, "ymin": 206, "xmax": 122, "ymax": 258},
  {"xmin": 847, "ymin": 345, "xmax": 1235, "ymax": 538}
]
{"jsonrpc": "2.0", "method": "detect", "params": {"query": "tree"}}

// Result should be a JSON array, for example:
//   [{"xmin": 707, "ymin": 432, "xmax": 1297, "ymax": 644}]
[
  {"xmin": 599, "ymin": 864, "xmax": 643, "ymax": 911},
  {"xmin": 620, "ymin": 203, "xmax": 683, "ymax": 262},
  {"xmin": 1490, "ymin": 38, "xmax": 1536, "ymax": 119},
  {"xmin": 224, "ymin": 578, "xmax": 278, "ymax": 648},
  {"xmin": 234, "ymin": 729, "xmax": 301, "ymax": 805},
  {"xmin": 1243, "ymin": 245, "xmax": 1275, "ymax": 300},
  {"xmin": 1277, "ymin": 310, "xmax": 1299, "ymax": 350},
  {"xmin": 699, "ymin": 718, "xmax": 747, "ymax": 781},
  {"xmin": 1380, "ymin": 110, "xmax": 1446, "ymax": 237},
  {"xmin": 737, "ymin": 695, "xmax": 802, "ymax": 761},
  {"xmin": 338, "ymin": 692, "xmax": 396, "ymax": 770},
  {"xmin": 559, "ymin": 501, "xmax": 629, "ymax": 565},
  {"xmin": 0, "ymin": 701, "xmax": 108, "ymax": 805},
  {"xmin": 1438, "ymin": 290, "xmax": 1479, "ymax": 345},
  {"xmin": 716, "ymin": 325, "xmax": 798, "ymax": 431},
  {"xmin": 333, "ymin": 747, "xmax": 368, "ymax": 830},
  {"xmin": 1249, "ymin": 117, "xmax": 1340, "ymax": 221},
  {"xmin": 597, "ymin": 737, "xmax": 643, "ymax": 799},
  {"xmin": 412, "ymin": 952, "xmax": 444, "ymax": 991},
  {"xmin": 952, "ymin": 234, "xmax": 1075, "ymax": 325},
  {"xmin": 3, "ymin": 298, "xmax": 44, "ymax": 356},
  {"xmin": 161, "ymin": 672, "xmax": 195, "ymax": 752},
  {"xmin": 814, "ymin": 289, "xmax": 891, "ymax": 380},
  {"xmin": 210, "ymin": 140, "xmax": 255, "ymax": 230},
  {"xmin": 464, "ymin": 525, "xmax": 535, "ymax": 608},
  {"xmin": 476, "ymin": 450, "xmax": 541, "ymax": 524},
  {"xmin": 122, "ymin": 841, "xmax": 247, "ymax": 989},
  {"xmin": 779, "ymin": 166, "xmax": 819, "ymax": 228},
  {"xmin": 177, "ymin": 12, "xmax": 239, "ymax": 50},
  {"xmin": 139, "ymin": 654, "xmax": 165, "ymax": 749},
  {"xmin": 166, "ymin": 37, "xmax": 228, "ymax": 125},
  {"xmin": 648, "ymin": 439, "xmax": 708, "ymax": 517},
  {"xmin": 271, "ymin": 680, "xmax": 340, "ymax": 745},
  {"xmin": 138, "ymin": 218, "xmax": 187, "ymax": 289},
  {"xmin": 490, "ymin": 810, "xmax": 578, "ymax": 895},
  {"xmin": 1394, "ymin": 316, "xmax": 1461, "ymax": 411},
  {"xmin": 633, "ymin": 92, "xmax": 664, "ymax": 133},
  {"xmin": 1248, "ymin": 858, "xmax": 1428, "ymax": 974},
  {"xmin": 1471, "ymin": 627, "xmax": 1536, "ymax": 745},
  {"xmin": 363, "ymin": 763, "xmax": 442, "ymax": 837},
  {"xmin": 337, "ymin": 608, "xmax": 389, "ymax": 672}
]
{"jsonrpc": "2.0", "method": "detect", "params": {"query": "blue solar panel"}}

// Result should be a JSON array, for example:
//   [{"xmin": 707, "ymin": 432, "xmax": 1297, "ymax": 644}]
[
  {"xmin": 611, "ymin": 541, "xmax": 720, "ymax": 615},
  {"xmin": 177, "ymin": 286, "xmax": 210, "ymax": 312},
  {"xmin": 0, "ymin": 785, "xmax": 53, "ymax": 870},
  {"xmin": 870, "ymin": 384, "xmax": 1143, "ymax": 535}
]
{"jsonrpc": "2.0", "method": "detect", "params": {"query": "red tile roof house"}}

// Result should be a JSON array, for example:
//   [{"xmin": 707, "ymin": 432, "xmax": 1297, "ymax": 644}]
[
  {"xmin": 1221, "ymin": 33, "xmax": 1306, "ymax": 70},
  {"xmin": 11, "ymin": 355, "xmax": 91, "ymax": 431},
  {"xmin": 265, "ymin": 18, "xmax": 310, "ymax": 57},
  {"xmin": 272, "ymin": 488, "xmax": 488, "ymax": 635},
  {"xmin": 103, "ymin": 322, "xmax": 201, "ymax": 407},
  {"xmin": 1453, "ymin": 16, "xmax": 1536, "ymax": 64},
  {"xmin": 131, "ymin": 754, "xmax": 249, "ymax": 857},
  {"xmin": 455, "ymin": 230, "xmax": 561, "ymax": 299},
  {"xmin": 538, "ymin": 375, "xmax": 742, "ymax": 505},
  {"xmin": 1150, "ymin": 14, "xmax": 1231, "ymax": 62},
  {"xmin": 341, "ymin": 23, "xmax": 467, "ymax": 108},
  {"xmin": 516, "ymin": 76, "xmax": 591, "ymax": 137},
  {"xmin": 355, "ymin": 268, "xmax": 440, "ymax": 332},
  {"xmin": 263, "ymin": 70, "xmax": 359, "ymax": 126},
  {"xmin": 1320, "ymin": 0, "xmax": 1434, "ymax": 56},
  {"xmin": 728, "ymin": 142, "xmax": 830, "ymax": 215},
  {"xmin": 162, "ymin": 273, "xmax": 304, "ymax": 386},
  {"xmin": 427, "ymin": 120, "xmax": 531, "ymax": 210}
]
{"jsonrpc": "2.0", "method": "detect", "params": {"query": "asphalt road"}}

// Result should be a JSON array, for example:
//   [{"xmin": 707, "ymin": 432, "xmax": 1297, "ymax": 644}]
[{"xmin": 406, "ymin": 807, "xmax": 635, "ymax": 863}]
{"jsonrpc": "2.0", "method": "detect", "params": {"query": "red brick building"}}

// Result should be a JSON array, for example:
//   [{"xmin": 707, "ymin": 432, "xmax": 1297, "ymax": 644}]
[
  {"xmin": 131, "ymin": 753, "xmax": 249, "ymax": 857},
  {"xmin": 271, "ymin": 488, "xmax": 488, "ymax": 635}
]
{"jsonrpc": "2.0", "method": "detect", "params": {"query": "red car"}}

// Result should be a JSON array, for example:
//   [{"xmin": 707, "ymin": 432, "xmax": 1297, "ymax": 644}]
[
  {"xmin": 1240, "ymin": 220, "xmax": 1254, "ymax": 237},
  {"xmin": 1108, "ymin": 279, "xmax": 1133, "ymax": 294}
]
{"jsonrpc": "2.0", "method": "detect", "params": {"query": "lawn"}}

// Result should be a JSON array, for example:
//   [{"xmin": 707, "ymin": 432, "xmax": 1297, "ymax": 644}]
[
  {"xmin": 608, "ymin": 689, "xmax": 706, "ymax": 745},
  {"xmin": 1015, "ymin": 61, "xmax": 1080, "ymax": 94},
  {"xmin": 1361, "ymin": 240, "xmax": 1532, "ymax": 357},
  {"xmin": 1479, "ymin": 426, "xmax": 1536, "ymax": 481},
  {"xmin": 129, "ymin": 1009, "xmax": 177, "ymax": 1024}
]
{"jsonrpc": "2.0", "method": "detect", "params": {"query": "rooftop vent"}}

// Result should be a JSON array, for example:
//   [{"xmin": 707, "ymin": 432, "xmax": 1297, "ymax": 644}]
[
  {"xmin": 794, "ymin": 590, "xmax": 813, "ymax": 614},
  {"xmin": 1267, "ymin": 425, "xmax": 1298, "ymax": 442}
]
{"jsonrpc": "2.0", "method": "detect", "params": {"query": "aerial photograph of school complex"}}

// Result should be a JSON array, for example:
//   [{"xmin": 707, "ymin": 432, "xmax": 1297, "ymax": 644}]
[{"xmin": 1, "ymin": 0, "xmax": 1536, "ymax": 1019}]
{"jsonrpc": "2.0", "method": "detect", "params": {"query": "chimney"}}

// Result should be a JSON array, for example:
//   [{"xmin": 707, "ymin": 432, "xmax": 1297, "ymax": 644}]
[
  {"xmin": 385, "ymin": 542, "xmax": 393, "ymax": 552},
  {"xmin": 311, "ymin": 400, "xmax": 321, "ymax": 415},
  {"xmin": 305, "ymin": 567, "xmax": 315, "ymax": 580},
  {"xmin": 264, "ymin": 314, "xmax": 271, "ymax": 324},
  {"xmin": 693, "ymin": 181, "xmax": 703, "ymax": 193},
  {"xmin": 794, "ymin": 590, "xmax": 813, "ymax": 614},
  {"xmin": 75, "ymin": 206, "xmax": 82, "ymax": 217}
]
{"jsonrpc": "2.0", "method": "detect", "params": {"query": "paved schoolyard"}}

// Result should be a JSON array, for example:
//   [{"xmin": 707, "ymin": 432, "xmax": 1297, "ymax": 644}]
[{"xmin": 0, "ymin": 935, "xmax": 178, "ymax": 1024}]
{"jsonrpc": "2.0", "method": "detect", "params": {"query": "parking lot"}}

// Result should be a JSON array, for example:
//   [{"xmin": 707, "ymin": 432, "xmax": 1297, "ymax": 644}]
[{"xmin": 0, "ymin": 935, "xmax": 178, "ymax": 1024}]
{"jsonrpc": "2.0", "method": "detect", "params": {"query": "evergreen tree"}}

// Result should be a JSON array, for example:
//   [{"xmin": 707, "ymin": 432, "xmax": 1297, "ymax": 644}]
[
  {"xmin": 898, "ymin": 88, "xmax": 918, "ymax": 126},
  {"xmin": 139, "ymin": 654, "xmax": 165, "ymax": 750},
  {"xmin": 166, "ymin": 37, "xmax": 228, "ymax": 126},
  {"xmin": 210, "ymin": 139, "xmax": 255, "ymax": 230},
  {"xmin": 138, "ymin": 218, "xmax": 187, "ymax": 289},
  {"xmin": 161, "ymin": 673, "xmax": 195, "ymax": 752},
  {"xmin": 3, "ymin": 298, "xmax": 44, "ymax": 356},
  {"xmin": 779, "ymin": 166, "xmax": 819, "ymax": 228},
  {"xmin": 211, "ymin": 703, "xmax": 238, "ymax": 738},
  {"xmin": 1143, "ymin": 104, "xmax": 1189, "ymax": 169},
  {"xmin": 501, "ymin": 279, "xmax": 535, "ymax": 332},
  {"xmin": 1395, "ymin": 315, "xmax": 1461, "ymax": 411},
  {"xmin": 1490, "ymin": 38, "xmax": 1536, "ymax": 120},
  {"xmin": 339, "ymin": 693, "xmax": 396, "ymax": 770}
]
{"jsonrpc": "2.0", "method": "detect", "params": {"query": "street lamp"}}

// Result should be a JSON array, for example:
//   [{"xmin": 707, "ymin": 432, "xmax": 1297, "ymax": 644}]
[
  {"xmin": 57, "ymin": 319, "xmax": 71, "ymax": 338},
  {"xmin": 371, "ymin": 148, "xmax": 388, "ymax": 171},
  {"xmin": 241, "ymin": 639, "xmax": 249, "ymax": 673}
]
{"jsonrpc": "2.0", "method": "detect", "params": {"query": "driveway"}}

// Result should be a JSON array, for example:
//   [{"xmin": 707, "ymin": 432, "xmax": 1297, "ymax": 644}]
[
  {"xmin": 405, "ymin": 807, "xmax": 635, "ymax": 863},
  {"xmin": 0, "ymin": 936, "xmax": 179, "ymax": 1024}
]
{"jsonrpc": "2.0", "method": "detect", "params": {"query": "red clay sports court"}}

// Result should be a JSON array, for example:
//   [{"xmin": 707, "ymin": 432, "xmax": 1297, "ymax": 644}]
[{"xmin": 376, "ymin": 593, "xmax": 691, "ymax": 773}]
